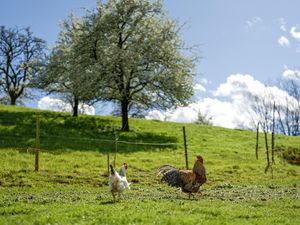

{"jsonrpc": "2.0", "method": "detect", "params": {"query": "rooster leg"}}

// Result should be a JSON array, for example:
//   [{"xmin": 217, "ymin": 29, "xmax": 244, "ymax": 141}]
[
  {"xmin": 188, "ymin": 193, "xmax": 198, "ymax": 200},
  {"xmin": 112, "ymin": 193, "xmax": 116, "ymax": 203}
]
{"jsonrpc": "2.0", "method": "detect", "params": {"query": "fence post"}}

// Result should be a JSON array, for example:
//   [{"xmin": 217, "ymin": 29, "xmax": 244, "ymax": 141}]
[
  {"xmin": 35, "ymin": 114, "xmax": 40, "ymax": 172},
  {"xmin": 264, "ymin": 131, "xmax": 270, "ymax": 174},
  {"xmin": 271, "ymin": 101, "xmax": 275, "ymax": 165},
  {"xmin": 107, "ymin": 152, "xmax": 110, "ymax": 176},
  {"xmin": 183, "ymin": 126, "xmax": 188, "ymax": 169},
  {"xmin": 113, "ymin": 126, "xmax": 118, "ymax": 167},
  {"xmin": 255, "ymin": 122, "xmax": 260, "ymax": 160}
]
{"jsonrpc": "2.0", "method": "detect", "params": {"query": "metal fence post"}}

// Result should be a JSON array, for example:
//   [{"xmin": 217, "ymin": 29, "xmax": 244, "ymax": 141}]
[
  {"xmin": 183, "ymin": 126, "xmax": 188, "ymax": 170},
  {"xmin": 35, "ymin": 114, "xmax": 40, "ymax": 172}
]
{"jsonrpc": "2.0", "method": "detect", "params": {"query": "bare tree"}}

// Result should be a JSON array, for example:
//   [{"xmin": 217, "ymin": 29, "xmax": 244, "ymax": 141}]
[
  {"xmin": 0, "ymin": 26, "xmax": 46, "ymax": 105},
  {"xmin": 248, "ymin": 91, "xmax": 275, "ymax": 174},
  {"xmin": 277, "ymin": 75, "xmax": 300, "ymax": 136},
  {"xmin": 194, "ymin": 110, "xmax": 212, "ymax": 125}
]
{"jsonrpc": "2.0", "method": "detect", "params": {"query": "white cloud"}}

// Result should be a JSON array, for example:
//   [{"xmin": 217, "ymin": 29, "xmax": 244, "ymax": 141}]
[
  {"xmin": 214, "ymin": 74, "xmax": 297, "ymax": 112},
  {"xmin": 164, "ymin": 105, "xmax": 199, "ymax": 123},
  {"xmin": 290, "ymin": 26, "xmax": 300, "ymax": 41},
  {"xmin": 38, "ymin": 96, "xmax": 95, "ymax": 115},
  {"xmin": 78, "ymin": 103, "xmax": 95, "ymax": 115},
  {"xmin": 145, "ymin": 98, "xmax": 251, "ymax": 129},
  {"xmin": 145, "ymin": 110, "xmax": 166, "ymax": 121},
  {"xmin": 278, "ymin": 36, "xmax": 290, "ymax": 47},
  {"xmin": 290, "ymin": 26, "xmax": 300, "ymax": 52},
  {"xmin": 146, "ymin": 104, "xmax": 199, "ymax": 123},
  {"xmin": 245, "ymin": 16, "xmax": 263, "ymax": 31},
  {"xmin": 282, "ymin": 68, "xmax": 300, "ymax": 83},
  {"xmin": 193, "ymin": 83, "xmax": 206, "ymax": 92},
  {"xmin": 146, "ymin": 74, "xmax": 299, "ymax": 130},
  {"xmin": 214, "ymin": 74, "xmax": 265, "ymax": 98},
  {"xmin": 38, "ymin": 97, "xmax": 72, "ymax": 112},
  {"xmin": 195, "ymin": 98, "xmax": 249, "ymax": 129},
  {"xmin": 193, "ymin": 78, "xmax": 208, "ymax": 93}
]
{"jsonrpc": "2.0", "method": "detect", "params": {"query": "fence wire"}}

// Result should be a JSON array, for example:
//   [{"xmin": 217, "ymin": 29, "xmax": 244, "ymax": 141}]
[
  {"xmin": 0, "ymin": 113, "xmax": 178, "ymax": 150},
  {"xmin": 0, "ymin": 112, "xmax": 185, "ymax": 173}
]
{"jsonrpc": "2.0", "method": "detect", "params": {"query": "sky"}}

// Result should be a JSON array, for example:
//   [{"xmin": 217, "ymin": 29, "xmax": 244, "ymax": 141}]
[{"xmin": 1, "ymin": 0, "xmax": 300, "ymax": 129}]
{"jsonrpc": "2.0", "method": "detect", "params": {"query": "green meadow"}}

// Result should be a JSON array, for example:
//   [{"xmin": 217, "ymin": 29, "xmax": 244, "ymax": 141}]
[{"xmin": 0, "ymin": 105, "xmax": 299, "ymax": 225}]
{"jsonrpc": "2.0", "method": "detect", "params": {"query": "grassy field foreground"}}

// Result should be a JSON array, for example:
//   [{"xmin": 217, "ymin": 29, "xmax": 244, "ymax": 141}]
[{"xmin": 0, "ymin": 105, "xmax": 299, "ymax": 224}]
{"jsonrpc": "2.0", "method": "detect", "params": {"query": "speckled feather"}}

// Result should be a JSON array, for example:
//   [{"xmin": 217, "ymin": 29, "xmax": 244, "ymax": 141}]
[{"xmin": 158, "ymin": 156, "xmax": 207, "ymax": 193}]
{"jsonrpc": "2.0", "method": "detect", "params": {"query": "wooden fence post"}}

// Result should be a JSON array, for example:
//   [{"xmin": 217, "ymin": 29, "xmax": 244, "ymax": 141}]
[
  {"xmin": 113, "ymin": 126, "xmax": 118, "ymax": 167},
  {"xmin": 255, "ymin": 122, "xmax": 260, "ymax": 160},
  {"xmin": 35, "ymin": 114, "xmax": 40, "ymax": 172},
  {"xmin": 264, "ymin": 131, "xmax": 270, "ymax": 174},
  {"xmin": 183, "ymin": 126, "xmax": 188, "ymax": 169},
  {"xmin": 107, "ymin": 152, "xmax": 110, "ymax": 176},
  {"xmin": 271, "ymin": 102, "xmax": 276, "ymax": 164}
]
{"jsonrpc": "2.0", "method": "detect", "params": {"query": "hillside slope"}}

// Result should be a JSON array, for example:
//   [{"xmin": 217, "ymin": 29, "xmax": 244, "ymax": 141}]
[
  {"xmin": 1, "ymin": 104, "xmax": 299, "ymax": 177},
  {"xmin": 0, "ymin": 104, "xmax": 299, "ymax": 225}
]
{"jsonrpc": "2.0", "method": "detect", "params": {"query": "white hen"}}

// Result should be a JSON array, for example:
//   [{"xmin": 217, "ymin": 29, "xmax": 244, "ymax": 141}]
[{"xmin": 109, "ymin": 163, "xmax": 130, "ymax": 202}]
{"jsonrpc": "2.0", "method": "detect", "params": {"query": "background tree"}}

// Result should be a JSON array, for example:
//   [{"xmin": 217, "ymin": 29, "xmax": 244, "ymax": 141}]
[
  {"xmin": 0, "ymin": 26, "xmax": 46, "ymax": 105},
  {"xmin": 85, "ymin": 0, "xmax": 196, "ymax": 131},
  {"xmin": 36, "ymin": 14, "xmax": 99, "ymax": 116},
  {"xmin": 249, "ymin": 93, "xmax": 274, "ymax": 134},
  {"xmin": 248, "ymin": 91, "xmax": 276, "ymax": 173},
  {"xmin": 277, "ymin": 73, "xmax": 300, "ymax": 136},
  {"xmin": 194, "ymin": 110, "xmax": 212, "ymax": 125}
]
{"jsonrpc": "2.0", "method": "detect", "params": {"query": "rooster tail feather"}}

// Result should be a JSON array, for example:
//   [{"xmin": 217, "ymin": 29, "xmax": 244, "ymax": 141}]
[
  {"xmin": 157, "ymin": 165, "xmax": 177, "ymax": 176},
  {"xmin": 110, "ymin": 164, "xmax": 115, "ymax": 175},
  {"xmin": 161, "ymin": 170, "xmax": 181, "ymax": 187}
]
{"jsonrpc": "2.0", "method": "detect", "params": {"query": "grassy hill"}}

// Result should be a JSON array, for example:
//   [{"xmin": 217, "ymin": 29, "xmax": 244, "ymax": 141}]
[{"xmin": 0, "ymin": 104, "xmax": 299, "ymax": 225}]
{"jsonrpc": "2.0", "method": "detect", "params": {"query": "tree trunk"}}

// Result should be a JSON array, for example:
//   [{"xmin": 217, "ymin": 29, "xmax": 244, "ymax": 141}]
[
  {"xmin": 121, "ymin": 100, "xmax": 129, "ymax": 131},
  {"xmin": 10, "ymin": 94, "xmax": 17, "ymax": 105},
  {"xmin": 73, "ymin": 96, "xmax": 79, "ymax": 117}
]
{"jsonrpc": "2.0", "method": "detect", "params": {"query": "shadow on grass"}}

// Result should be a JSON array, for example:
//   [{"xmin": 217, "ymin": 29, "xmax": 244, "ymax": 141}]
[
  {"xmin": 100, "ymin": 200, "xmax": 115, "ymax": 205},
  {"xmin": 276, "ymin": 145, "xmax": 300, "ymax": 165},
  {"xmin": 0, "ymin": 110, "xmax": 178, "ymax": 153}
]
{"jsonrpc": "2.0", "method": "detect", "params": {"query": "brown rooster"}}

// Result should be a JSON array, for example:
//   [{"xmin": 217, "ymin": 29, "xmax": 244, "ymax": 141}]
[{"xmin": 157, "ymin": 155, "xmax": 207, "ymax": 198}]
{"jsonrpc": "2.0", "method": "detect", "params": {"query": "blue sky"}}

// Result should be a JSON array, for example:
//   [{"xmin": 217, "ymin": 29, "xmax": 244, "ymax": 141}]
[
  {"xmin": 164, "ymin": 0, "xmax": 300, "ymax": 89},
  {"xmin": 1, "ymin": 0, "xmax": 300, "ymax": 128}
]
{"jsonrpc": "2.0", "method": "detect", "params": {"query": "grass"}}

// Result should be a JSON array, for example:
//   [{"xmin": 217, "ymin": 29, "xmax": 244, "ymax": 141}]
[
  {"xmin": 1, "ymin": 188, "xmax": 298, "ymax": 225},
  {"xmin": 0, "ymin": 104, "xmax": 299, "ymax": 224}
]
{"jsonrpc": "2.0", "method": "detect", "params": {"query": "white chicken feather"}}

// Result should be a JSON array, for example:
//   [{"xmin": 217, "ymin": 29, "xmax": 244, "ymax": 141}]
[{"xmin": 109, "ymin": 163, "xmax": 130, "ymax": 202}]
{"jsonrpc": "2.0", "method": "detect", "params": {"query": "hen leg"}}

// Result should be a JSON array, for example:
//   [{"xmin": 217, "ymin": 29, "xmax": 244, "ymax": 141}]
[{"xmin": 117, "ymin": 193, "xmax": 121, "ymax": 202}]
